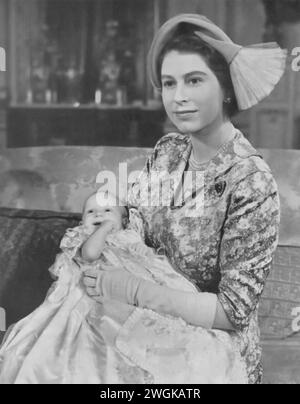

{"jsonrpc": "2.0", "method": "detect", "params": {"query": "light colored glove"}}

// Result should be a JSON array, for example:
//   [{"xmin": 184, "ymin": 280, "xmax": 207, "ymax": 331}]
[{"xmin": 91, "ymin": 269, "xmax": 217, "ymax": 329}]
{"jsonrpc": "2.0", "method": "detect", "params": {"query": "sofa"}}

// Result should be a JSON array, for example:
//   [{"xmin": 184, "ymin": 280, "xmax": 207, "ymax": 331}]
[{"xmin": 0, "ymin": 145, "xmax": 300, "ymax": 384}]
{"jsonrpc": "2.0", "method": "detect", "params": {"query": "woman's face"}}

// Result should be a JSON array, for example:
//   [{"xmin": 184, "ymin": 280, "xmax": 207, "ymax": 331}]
[{"xmin": 161, "ymin": 50, "xmax": 225, "ymax": 135}]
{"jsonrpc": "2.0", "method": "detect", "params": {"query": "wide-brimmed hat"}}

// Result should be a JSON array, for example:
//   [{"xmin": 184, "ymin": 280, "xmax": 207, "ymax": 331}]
[{"xmin": 148, "ymin": 14, "xmax": 287, "ymax": 110}]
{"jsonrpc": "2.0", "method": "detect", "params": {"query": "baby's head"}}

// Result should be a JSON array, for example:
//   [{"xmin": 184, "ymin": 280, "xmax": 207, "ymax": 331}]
[{"xmin": 82, "ymin": 191, "xmax": 129, "ymax": 233}]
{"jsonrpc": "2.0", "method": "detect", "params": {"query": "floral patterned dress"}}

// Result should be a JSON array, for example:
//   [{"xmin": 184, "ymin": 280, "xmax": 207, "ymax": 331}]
[{"xmin": 127, "ymin": 129, "xmax": 280, "ymax": 384}]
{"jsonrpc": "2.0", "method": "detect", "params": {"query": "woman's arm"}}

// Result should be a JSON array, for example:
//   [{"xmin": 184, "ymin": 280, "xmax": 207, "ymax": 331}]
[
  {"xmin": 81, "ymin": 221, "xmax": 115, "ymax": 262},
  {"xmin": 217, "ymin": 170, "xmax": 280, "ymax": 330},
  {"xmin": 84, "ymin": 168, "xmax": 279, "ymax": 332},
  {"xmin": 131, "ymin": 280, "xmax": 234, "ymax": 330},
  {"xmin": 84, "ymin": 267, "xmax": 233, "ymax": 330},
  {"xmin": 214, "ymin": 300, "xmax": 235, "ymax": 330}
]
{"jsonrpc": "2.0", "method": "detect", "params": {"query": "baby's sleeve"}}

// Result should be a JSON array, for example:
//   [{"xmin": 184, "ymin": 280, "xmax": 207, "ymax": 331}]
[
  {"xmin": 60, "ymin": 226, "xmax": 87, "ymax": 262},
  {"xmin": 127, "ymin": 205, "xmax": 146, "ymax": 242},
  {"xmin": 126, "ymin": 213, "xmax": 146, "ymax": 242},
  {"xmin": 48, "ymin": 252, "xmax": 71, "ymax": 279}
]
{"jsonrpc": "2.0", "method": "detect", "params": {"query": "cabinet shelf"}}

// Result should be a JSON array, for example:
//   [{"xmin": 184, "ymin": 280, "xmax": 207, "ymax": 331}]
[
  {"xmin": 6, "ymin": 0, "xmax": 166, "ymax": 147},
  {"xmin": 7, "ymin": 104, "xmax": 166, "ymax": 148},
  {"xmin": 9, "ymin": 102, "xmax": 163, "ymax": 111}
]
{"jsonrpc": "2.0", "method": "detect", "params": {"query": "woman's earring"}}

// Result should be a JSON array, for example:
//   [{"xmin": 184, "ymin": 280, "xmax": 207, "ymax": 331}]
[
  {"xmin": 224, "ymin": 97, "xmax": 231, "ymax": 104},
  {"xmin": 122, "ymin": 216, "xmax": 129, "ymax": 229}
]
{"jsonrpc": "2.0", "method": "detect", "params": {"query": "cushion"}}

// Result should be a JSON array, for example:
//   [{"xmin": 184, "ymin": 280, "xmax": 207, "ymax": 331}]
[
  {"xmin": 262, "ymin": 341, "xmax": 300, "ymax": 384},
  {"xmin": 0, "ymin": 207, "xmax": 80, "ymax": 328},
  {"xmin": 259, "ymin": 246, "xmax": 300, "ymax": 384},
  {"xmin": 0, "ymin": 146, "xmax": 150, "ymax": 212},
  {"xmin": 259, "ymin": 246, "xmax": 300, "ymax": 344}
]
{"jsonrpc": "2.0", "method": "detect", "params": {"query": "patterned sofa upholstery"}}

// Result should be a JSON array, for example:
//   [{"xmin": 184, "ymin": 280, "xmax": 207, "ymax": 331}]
[{"xmin": 0, "ymin": 145, "xmax": 300, "ymax": 383}]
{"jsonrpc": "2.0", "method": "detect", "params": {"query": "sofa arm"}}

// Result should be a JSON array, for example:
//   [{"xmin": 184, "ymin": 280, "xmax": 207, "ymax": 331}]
[{"xmin": 0, "ymin": 207, "xmax": 80, "ymax": 327}]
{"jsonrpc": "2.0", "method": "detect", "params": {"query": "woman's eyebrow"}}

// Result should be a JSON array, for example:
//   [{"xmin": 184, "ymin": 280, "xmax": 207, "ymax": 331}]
[
  {"xmin": 161, "ymin": 71, "xmax": 208, "ymax": 80},
  {"xmin": 161, "ymin": 74, "xmax": 174, "ymax": 80},
  {"xmin": 185, "ymin": 71, "xmax": 208, "ymax": 78}
]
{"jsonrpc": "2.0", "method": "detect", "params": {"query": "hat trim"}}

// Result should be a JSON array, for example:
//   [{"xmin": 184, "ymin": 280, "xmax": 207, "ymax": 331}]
[{"xmin": 147, "ymin": 13, "xmax": 287, "ymax": 110}]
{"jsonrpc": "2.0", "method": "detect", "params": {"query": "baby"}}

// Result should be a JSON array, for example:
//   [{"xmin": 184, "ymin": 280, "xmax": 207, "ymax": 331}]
[
  {"xmin": 75, "ymin": 191, "xmax": 196, "ymax": 293},
  {"xmin": 0, "ymin": 191, "xmax": 247, "ymax": 384},
  {"xmin": 80, "ymin": 192, "xmax": 150, "ymax": 263}
]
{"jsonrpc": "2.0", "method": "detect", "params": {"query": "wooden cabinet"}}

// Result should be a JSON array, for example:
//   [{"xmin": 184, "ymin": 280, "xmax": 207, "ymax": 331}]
[
  {"xmin": 225, "ymin": 0, "xmax": 298, "ymax": 149},
  {"xmin": 248, "ymin": 62, "xmax": 296, "ymax": 149},
  {"xmin": 6, "ymin": 0, "xmax": 166, "ymax": 147},
  {"xmin": 7, "ymin": 105, "xmax": 166, "ymax": 148},
  {"xmin": 7, "ymin": 0, "xmax": 165, "ymax": 105},
  {"xmin": 0, "ymin": 107, "xmax": 6, "ymax": 148},
  {"xmin": 0, "ymin": 0, "xmax": 7, "ymax": 148},
  {"xmin": 4, "ymin": 0, "xmax": 299, "ymax": 149}
]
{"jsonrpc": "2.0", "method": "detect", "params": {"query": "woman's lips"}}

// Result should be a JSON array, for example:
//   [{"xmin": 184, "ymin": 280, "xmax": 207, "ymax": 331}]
[{"xmin": 174, "ymin": 110, "xmax": 198, "ymax": 118}]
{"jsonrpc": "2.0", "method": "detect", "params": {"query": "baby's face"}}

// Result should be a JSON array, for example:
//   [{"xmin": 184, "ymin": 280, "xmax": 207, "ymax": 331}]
[{"xmin": 82, "ymin": 194, "xmax": 124, "ymax": 233}]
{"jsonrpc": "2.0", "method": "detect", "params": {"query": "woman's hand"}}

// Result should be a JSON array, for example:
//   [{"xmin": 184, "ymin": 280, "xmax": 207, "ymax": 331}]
[
  {"xmin": 82, "ymin": 264, "xmax": 109, "ymax": 301},
  {"xmin": 83, "ymin": 265, "xmax": 136, "ymax": 327},
  {"xmin": 82, "ymin": 266, "xmax": 101, "ymax": 300},
  {"xmin": 83, "ymin": 266, "xmax": 141, "ymax": 305},
  {"xmin": 83, "ymin": 266, "xmax": 221, "ymax": 329}
]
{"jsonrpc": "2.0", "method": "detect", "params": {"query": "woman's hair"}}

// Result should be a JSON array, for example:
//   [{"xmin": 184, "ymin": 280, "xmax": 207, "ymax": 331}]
[{"xmin": 157, "ymin": 26, "xmax": 239, "ymax": 118}]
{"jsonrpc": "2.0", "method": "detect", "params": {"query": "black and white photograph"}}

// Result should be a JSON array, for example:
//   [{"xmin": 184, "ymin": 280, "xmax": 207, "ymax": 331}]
[{"xmin": 0, "ymin": 0, "xmax": 299, "ymax": 385}]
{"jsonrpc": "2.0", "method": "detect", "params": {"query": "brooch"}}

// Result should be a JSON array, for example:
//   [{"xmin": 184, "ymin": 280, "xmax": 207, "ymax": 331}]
[{"xmin": 214, "ymin": 180, "xmax": 226, "ymax": 196}]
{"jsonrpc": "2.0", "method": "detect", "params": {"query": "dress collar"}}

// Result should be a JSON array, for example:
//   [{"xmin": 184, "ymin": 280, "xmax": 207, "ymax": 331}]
[{"xmin": 174, "ymin": 128, "xmax": 261, "ymax": 180}]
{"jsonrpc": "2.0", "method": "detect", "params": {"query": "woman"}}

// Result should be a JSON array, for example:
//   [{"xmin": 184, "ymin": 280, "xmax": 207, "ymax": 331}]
[{"xmin": 83, "ymin": 14, "xmax": 286, "ymax": 384}]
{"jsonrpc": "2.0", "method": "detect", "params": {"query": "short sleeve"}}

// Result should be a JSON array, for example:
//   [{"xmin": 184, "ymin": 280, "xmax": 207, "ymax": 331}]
[
  {"xmin": 48, "ymin": 252, "xmax": 72, "ymax": 279},
  {"xmin": 218, "ymin": 170, "xmax": 280, "ymax": 330},
  {"xmin": 126, "ymin": 208, "xmax": 146, "ymax": 241},
  {"xmin": 59, "ymin": 225, "xmax": 88, "ymax": 261}
]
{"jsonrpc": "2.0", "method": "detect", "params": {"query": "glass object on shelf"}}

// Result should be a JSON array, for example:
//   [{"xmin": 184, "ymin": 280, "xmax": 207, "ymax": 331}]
[
  {"xmin": 10, "ymin": 0, "xmax": 165, "ymax": 107},
  {"xmin": 96, "ymin": 19, "xmax": 136, "ymax": 105},
  {"xmin": 26, "ymin": 22, "xmax": 60, "ymax": 104},
  {"xmin": 30, "ymin": 57, "xmax": 50, "ymax": 104},
  {"xmin": 98, "ymin": 49, "xmax": 122, "ymax": 104},
  {"xmin": 95, "ymin": 89, "xmax": 102, "ymax": 104},
  {"xmin": 55, "ymin": 59, "xmax": 83, "ymax": 104}
]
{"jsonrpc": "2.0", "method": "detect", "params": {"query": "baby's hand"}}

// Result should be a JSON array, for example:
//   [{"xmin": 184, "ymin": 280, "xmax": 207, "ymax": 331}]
[
  {"xmin": 86, "ymin": 220, "xmax": 116, "ymax": 235},
  {"xmin": 96, "ymin": 220, "xmax": 117, "ymax": 232},
  {"xmin": 128, "ymin": 242, "xmax": 153, "ymax": 257}
]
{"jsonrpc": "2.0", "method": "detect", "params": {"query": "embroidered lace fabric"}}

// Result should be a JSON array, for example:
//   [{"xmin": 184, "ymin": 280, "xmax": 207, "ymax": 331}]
[{"xmin": 0, "ymin": 225, "xmax": 247, "ymax": 384}]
